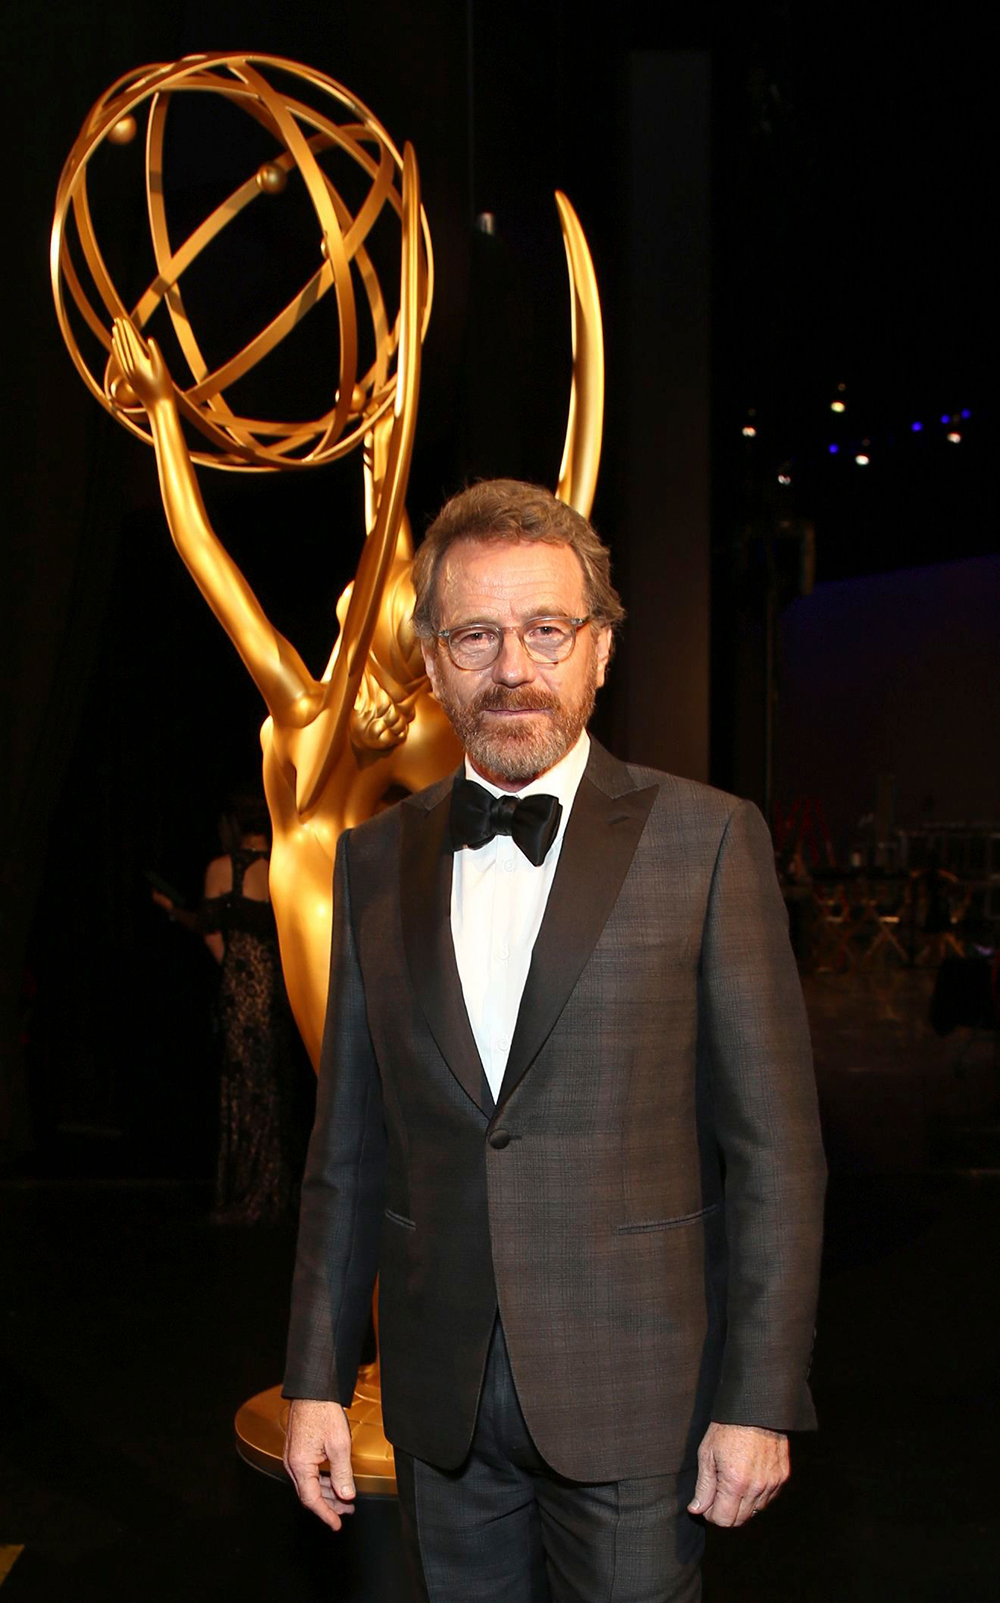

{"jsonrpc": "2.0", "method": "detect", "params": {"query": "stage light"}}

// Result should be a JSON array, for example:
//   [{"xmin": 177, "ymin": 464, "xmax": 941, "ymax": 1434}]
[
  {"xmin": 940, "ymin": 414, "xmax": 950, "ymax": 424},
  {"xmin": 742, "ymin": 425, "xmax": 757, "ymax": 437},
  {"xmin": 961, "ymin": 408, "xmax": 971, "ymax": 419},
  {"xmin": 911, "ymin": 421, "xmax": 923, "ymax": 432},
  {"xmin": 947, "ymin": 431, "xmax": 962, "ymax": 443},
  {"xmin": 828, "ymin": 443, "xmax": 839, "ymax": 454},
  {"xmin": 830, "ymin": 400, "xmax": 846, "ymax": 413},
  {"xmin": 855, "ymin": 453, "xmax": 870, "ymax": 465},
  {"xmin": 778, "ymin": 473, "xmax": 791, "ymax": 485}
]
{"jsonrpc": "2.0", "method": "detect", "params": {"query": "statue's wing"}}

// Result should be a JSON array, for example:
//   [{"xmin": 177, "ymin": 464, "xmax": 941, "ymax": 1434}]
[{"xmin": 554, "ymin": 191, "xmax": 604, "ymax": 520}]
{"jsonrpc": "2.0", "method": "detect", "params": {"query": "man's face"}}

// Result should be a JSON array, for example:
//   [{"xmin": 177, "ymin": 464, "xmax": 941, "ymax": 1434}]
[{"xmin": 421, "ymin": 538, "xmax": 612, "ymax": 788}]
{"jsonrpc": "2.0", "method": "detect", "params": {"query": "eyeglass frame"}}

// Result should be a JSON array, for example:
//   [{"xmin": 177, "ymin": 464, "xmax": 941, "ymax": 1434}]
[{"xmin": 434, "ymin": 615, "xmax": 594, "ymax": 670}]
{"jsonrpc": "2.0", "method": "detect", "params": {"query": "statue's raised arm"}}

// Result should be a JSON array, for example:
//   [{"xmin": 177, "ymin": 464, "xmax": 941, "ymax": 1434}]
[
  {"xmin": 110, "ymin": 316, "xmax": 317, "ymax": 726},
  {"xmin": 284, "ymin": 140, "xmax": 426, "ymax": 812}
]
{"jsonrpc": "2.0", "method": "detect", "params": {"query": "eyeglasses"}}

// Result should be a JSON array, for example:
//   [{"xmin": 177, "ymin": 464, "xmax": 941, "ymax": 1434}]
[{"xmin": 436, "ymin": 616, "xmax": 592, "ymax": 670}]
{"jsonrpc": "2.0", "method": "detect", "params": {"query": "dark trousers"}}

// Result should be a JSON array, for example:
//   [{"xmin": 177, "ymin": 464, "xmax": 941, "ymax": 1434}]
[{"xmin": 395, "ymin": 1320, "xmax": 705, "ymax": 1603}]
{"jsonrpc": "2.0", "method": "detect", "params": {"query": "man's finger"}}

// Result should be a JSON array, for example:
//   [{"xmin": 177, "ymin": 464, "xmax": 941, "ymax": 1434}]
[
  {"xmin": 703, "ymin": 1484, "xmax": 744, "ymax": 1527},
  {"xmin": 298, "ymin": 1477, "xmax": 349, "ymax": 1531},
  {"xmin": 732, "ymin": 1469, "xmax": 785, "ymax": 1526},
  {"xmin": 325, "ymin": 1437, "xmax": 356, "ymax": 1503},
  {"xmin": 732, "ymin": 1490, "xmax": 763, "ymax": 1527},
  {"xmin": 687, "ymin": 1456, "xmax": 718, "ymax": 1516},
  {"xmin": 287, "ymin": 1462, "xmax": 347, "ymax": 1532},
  {"xmin": 317, "ymin": 1482, "xmax": 356, "ymax": 1514},
  {"xmin": 754, "ymin": 1477, "xmax": 785, "ymax": 1513}
]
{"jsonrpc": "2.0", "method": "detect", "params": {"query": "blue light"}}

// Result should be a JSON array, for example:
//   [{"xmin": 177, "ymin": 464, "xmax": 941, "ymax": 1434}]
[
  {"xmin": 940, "ymin": 414, "xmax": 950, "ymax": 424},
  {"xmin": 828, "ymin": 443, "xmax": 839, "ymax": 454},
  {"xmin": 961, "ymin": 408, "xmax": 971, "ymax": 419},
  {"xmin": 911, "ymin": 421, "xmax": 923, "ymax": 432}
]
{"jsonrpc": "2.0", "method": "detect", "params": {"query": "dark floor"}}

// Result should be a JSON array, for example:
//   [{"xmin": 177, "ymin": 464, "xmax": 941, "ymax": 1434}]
[{"xmin": 2, "ymin": 964, "xmax": 998, "ymax": 1601}]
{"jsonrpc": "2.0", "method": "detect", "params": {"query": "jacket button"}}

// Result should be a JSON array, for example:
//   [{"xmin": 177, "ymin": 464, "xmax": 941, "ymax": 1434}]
[{"xmin": 488, "ymin": 1128, "xmax": 511, "ymax": 1149}]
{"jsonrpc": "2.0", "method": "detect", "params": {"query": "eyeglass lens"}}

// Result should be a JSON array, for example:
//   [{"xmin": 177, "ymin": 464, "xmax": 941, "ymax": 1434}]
[{"xmin": 447, "ymin": 619, "xmax": 579, "ymax": 668}]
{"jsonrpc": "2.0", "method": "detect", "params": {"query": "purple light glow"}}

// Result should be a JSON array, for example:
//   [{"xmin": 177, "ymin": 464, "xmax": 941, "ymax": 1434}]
[
  {"xmin": 828, "ymin": 443, "xmax": 839, "ymax": 454},
  {"xmin": 940, "ymin": 415, "xmax": 950, "ymax": 424},
  {"xmin": 961, "ymin": 409, "xmax": 971, "ymax": 419},
  {"xmin": 911, "ymin": 421, "xmax": 923, "ymax": 432}
]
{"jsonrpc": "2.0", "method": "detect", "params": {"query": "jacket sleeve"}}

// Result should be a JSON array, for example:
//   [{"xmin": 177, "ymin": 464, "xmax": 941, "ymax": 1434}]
[
  {"xmin": 282, "ymin": 830, "xmax": 387, "ymax": 1403},
  {"xmin": 699, "ymin": 799, "xmax": 826, "ymax": 1431}
]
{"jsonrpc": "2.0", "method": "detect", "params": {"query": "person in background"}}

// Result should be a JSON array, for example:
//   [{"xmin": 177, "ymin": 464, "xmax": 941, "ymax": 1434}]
[
  {"xmin": 913, "ymin": 846, "xmax": 967, "ymax": 966},
  {"xmin": 153, "ymin": 789, "xmax": 295, "ymax": 1223}
]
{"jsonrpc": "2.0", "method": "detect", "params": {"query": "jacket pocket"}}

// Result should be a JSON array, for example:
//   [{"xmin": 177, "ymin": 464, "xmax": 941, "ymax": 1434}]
[
  {"xmin": 384, "ymin": 1207, "xmax": 416, "ymax": 1231},
  {"xmin": 615, "ymin": 1201, "xmax": 721, "ymax": 1236}
]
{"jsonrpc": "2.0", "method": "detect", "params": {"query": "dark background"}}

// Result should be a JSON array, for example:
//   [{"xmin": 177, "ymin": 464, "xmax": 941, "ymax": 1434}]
[{"xmin": 3, "ymin": 0, "xmax": 995, "ymax": 1158}]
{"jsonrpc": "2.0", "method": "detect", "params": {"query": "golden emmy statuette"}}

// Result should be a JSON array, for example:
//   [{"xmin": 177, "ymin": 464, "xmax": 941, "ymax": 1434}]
[{"xmin": 52, "ymin": 52, "xmax": 604, "ymax": 1494}]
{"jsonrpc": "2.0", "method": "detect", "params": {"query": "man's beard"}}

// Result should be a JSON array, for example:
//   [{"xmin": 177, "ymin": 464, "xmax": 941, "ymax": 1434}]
[{"xmin": 437, "ymin": 659, "xmax": 599, "ymax": 784}]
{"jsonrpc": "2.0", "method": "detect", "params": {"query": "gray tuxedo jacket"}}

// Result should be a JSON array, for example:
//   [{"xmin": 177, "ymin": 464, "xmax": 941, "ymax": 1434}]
[{"xmin": 283, "ymin": 740, "xmax": 826, "ymax": 1482}]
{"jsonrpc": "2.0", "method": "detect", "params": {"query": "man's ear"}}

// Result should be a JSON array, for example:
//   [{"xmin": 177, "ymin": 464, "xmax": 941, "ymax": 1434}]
[
  {"xmin": 594, "ymin": 626, "xmax": 612, "ymax": 689},
  {"xmin": 420, "ymin": 639, "xmax": 441, "ymax": 700}
]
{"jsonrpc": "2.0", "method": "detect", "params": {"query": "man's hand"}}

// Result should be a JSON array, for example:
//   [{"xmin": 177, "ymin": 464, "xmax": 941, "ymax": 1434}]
[
  {"xmin": 284, "ymin": 1399, "xmax": 356, "ymax": 1531},
  {"xmin": 688, "ymin": 1422, "xmax": 790, "ymax": 1527}
]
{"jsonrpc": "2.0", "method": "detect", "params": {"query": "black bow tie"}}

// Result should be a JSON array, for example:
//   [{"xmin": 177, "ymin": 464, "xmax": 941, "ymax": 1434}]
[{"xmin": 449, "ymin": 778, "xmax": 562, "ymax": 867}]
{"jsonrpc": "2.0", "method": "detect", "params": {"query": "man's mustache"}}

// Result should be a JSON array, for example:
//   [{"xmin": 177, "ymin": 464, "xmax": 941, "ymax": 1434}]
[{"xmin": 470, "ymin": 687, "xmax": 558, "ymax": 714}]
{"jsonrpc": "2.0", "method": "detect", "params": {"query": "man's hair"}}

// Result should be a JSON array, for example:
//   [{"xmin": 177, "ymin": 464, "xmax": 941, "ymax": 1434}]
[{"xmin": 411, "ymin": 479, "xmax": 626, "ymax": 639}]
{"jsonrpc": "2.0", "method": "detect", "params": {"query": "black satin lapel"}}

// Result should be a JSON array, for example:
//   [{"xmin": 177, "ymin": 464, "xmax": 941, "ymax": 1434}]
[
  {"xmin": 400, "ymin": 796, "xmax": 487, "ymax": 1114},
  {"xmin": 496, "ymin": 776, "xmax": 659, "ymax": 1108}
]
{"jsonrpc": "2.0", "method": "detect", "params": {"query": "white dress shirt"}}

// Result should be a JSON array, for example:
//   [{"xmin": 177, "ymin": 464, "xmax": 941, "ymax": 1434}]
[{"xmin": 450, "ymin": 731, "xmax": 591, "ymax": 1103}]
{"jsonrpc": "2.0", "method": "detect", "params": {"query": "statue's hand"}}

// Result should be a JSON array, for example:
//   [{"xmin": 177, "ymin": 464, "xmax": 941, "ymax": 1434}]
[{"xmin": 109, "ymin": 316, "xmax": 174, "ymax": 410}]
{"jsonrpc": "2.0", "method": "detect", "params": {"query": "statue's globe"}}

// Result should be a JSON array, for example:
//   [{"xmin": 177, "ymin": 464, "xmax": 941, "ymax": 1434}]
[{"xmin": 51, "ymin": 53, "xmax": 433, "ymax": 470}]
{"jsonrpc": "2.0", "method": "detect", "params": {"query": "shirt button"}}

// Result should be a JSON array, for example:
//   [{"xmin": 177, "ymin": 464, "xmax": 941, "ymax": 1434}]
[
  {"xmin": 503, "ymin": 857, "xmax": 516, "ymax": 873},
  {"xmin": 497, "ymin": 945, "xmax": 510, "ymax": 963},
  {"xmin": 495, "ymin": 1036, "xmax": 509, "ymax": 1053}
]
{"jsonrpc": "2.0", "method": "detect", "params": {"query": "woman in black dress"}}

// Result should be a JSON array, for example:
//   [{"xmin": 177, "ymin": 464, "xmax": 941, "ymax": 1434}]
[{"xmin": 154, "ymin": 792, "xmax": 294, "ymax": 1222}]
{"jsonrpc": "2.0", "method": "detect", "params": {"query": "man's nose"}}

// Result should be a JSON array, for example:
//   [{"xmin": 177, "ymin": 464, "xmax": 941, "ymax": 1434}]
[{"xmin": 491, "ymin": 630, "xmax": 536, "ymax": 685}]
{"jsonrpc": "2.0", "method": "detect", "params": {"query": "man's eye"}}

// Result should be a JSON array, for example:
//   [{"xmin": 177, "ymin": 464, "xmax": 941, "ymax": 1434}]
[
  {"xmin": 454, "ymin": 628, "xmax": 493, "ymax": 646},
  {"xmin": 526, "ymin": 622, "xmax": 566, "ymax": 642}
]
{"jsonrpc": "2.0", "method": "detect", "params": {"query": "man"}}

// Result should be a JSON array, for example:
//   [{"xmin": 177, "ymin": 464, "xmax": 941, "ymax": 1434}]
[{"xmin": 283, "ymin": 480, "xmax": 826, "ymax": 1602}]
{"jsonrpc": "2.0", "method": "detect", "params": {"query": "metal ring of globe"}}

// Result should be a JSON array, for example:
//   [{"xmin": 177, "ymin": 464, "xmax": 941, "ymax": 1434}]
[{"xmin": 50, "ymin": 52, "xmax": 434, "ymax": 471}]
